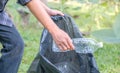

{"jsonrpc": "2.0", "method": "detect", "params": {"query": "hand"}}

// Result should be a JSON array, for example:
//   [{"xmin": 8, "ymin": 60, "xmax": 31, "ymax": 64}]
[
  {"xmin": 38, "ymin": 1, "xmax": 64, "ymax": 16},
  {"xmin": 51, "ymin": 28, "xmax": 74, "ymax": 51},
  {"xmin": 48, "ymin": 9, "xmax": 64, "ymax": 16},
  {"xmin": 26, "ymin": 0, "xmax": 72, "ymax": 51}
]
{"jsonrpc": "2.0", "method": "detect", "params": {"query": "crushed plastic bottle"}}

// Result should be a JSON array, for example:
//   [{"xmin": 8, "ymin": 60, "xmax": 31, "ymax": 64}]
[
  {"xmin": 72, "ymin": 38, "xmax": 103, "ymax": 53},
  {"xmin": 52, "ymin": 38, "xmax": 103, "ymax": 53}
]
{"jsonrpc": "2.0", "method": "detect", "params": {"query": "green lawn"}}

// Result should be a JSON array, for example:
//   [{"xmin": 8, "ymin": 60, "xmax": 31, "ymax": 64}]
[
  {"xmin": 94, "ymin": 44, "xmax": 120, "ymax": 73},
  {"xmin": 17, "ymin": 25, "xmax": 43, "ymax": 73}
]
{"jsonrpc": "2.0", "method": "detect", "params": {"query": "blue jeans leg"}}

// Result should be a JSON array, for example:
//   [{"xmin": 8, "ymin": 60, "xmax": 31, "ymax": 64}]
[{"xmin": 0, "ymin": 25, "xmax": 24, "ymax": 73}]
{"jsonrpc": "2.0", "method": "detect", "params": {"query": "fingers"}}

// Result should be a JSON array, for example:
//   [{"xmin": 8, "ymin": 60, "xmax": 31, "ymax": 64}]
[
  {"xmin": 52, "ymin": 29, "xmax": 74, "ymax": 52},
  {"xmin": 59, "ymin": 44, "xmax": 67, "ymax": 51},
  {"xmin": 50, "ymin": 10, "xmax": 64, "ymax": 16},
  {"xmin": 60, "ymin": 37, "xmax": 75, "ymax": 51},
  {"xmin": 57, "ymin": 39, "xmax": 74, "ymax": 52},
  {"xmin": 59, "ymin": 33, "xmax": 75, "ymax": 51},
  {"xmin": 63, "ymin": 40, "xmax": 70, "ymax": 49},
  {"xmin": 57, "ymin": 41, "xmax": 70, "ymax": 51},
  {"xmin": 67, "ymin": 38, "xmax": 75, "ymax": 50},
  {"xmin": 56, "ymin": 10, "xmax": 64, "ymax": 16},
  {"xmin": 58, "ymin": 45, "xmax": 64, "ymax": 51}
]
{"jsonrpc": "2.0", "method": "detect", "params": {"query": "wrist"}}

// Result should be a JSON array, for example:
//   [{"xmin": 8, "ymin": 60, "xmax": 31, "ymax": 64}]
[{"xmin": 48, "ymin": 25, "xmax": 60, "ymax": 35}]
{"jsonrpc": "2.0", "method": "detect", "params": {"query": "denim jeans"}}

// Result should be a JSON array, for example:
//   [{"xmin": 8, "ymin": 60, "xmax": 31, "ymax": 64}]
[{"xmin": 0, "ymin": 24, "xmax": 24, "ymax": 73}]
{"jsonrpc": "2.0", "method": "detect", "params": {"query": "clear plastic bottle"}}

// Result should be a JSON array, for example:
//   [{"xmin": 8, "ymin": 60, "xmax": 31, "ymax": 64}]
[
  {"xmin": 52, "ymin": 38, "xmax": 103, "ymax": 53},
  {"xmin": 72, "ymin": 38, "xmax": 103, "ymax": 53}
]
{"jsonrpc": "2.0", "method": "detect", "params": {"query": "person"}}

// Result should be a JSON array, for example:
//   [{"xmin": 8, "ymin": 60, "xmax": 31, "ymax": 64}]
[{"xmin": 0, "ymin": 0, "xmax": 74, "ymax": 73}]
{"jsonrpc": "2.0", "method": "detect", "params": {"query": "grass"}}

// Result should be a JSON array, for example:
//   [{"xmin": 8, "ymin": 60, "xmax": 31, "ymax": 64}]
[
  {"xmin": 16, "ymin": 25, "xmax": 43, "ymax": 73},
  {"xmin": 0, "ymin": 0, "xmax": 120, "ymax": 73},
  {"xmin": 94, "ymin": 44, "xmax": 120, "ymax": 73}
]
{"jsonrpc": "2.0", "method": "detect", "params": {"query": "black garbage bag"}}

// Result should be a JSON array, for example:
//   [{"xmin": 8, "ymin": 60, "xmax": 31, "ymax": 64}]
[{"xmin": 27, "ymin": 14, "xmax": 100, "ymax": 73}]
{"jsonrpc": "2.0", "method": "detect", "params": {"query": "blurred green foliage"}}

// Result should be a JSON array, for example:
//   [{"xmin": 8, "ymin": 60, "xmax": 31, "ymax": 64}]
[
  {"xmin": 92, "ymin": 14, "xmax": 120, "ymax": 43},
  {"xmin": 49, "ymin": 0, "xmax": 120, "ymax": 43}
]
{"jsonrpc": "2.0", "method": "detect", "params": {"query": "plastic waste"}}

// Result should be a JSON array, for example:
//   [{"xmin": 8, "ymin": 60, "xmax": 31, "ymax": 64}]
[{"xmin": 52, "ymin": 38, "xmax": 103, "ymax": 53}]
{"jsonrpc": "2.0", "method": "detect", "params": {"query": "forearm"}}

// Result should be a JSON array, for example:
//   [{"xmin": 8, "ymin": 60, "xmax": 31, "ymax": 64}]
[
  {"xmin": 39, "ymin": 0, "xmax": 51, "ymax": 14},
  {"xmin": 25, "ymin": 0, "xmax": 74, "ymax": 51},
  {"xmin": 26, "ymin": 0, "xmax": 59, "ymax": 33}
]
